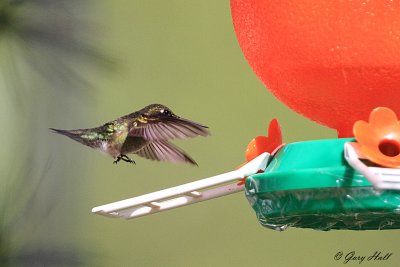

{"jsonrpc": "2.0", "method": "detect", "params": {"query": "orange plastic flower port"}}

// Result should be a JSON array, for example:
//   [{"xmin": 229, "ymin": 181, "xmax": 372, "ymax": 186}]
[
  {"xmin": 237, "ymin": 119, "xmax": 283, "ymax": 185},
  {"xmin": 246, "ymin": 119, "xmax": 283, "ymax": 162},
  {"xmin": 353, "ymin": 107, "xmax": 400, "ymax": 168}
]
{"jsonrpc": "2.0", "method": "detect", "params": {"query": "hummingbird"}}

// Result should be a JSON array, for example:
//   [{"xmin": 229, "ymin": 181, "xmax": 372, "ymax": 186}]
[{"xmin": 50, "ymin": 104, "xmax": 210, "ymax": 165}]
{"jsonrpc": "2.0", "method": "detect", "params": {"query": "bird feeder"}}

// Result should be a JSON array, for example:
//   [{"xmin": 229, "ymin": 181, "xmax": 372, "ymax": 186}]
[{"xmin": 92, "ymin": 1, "xmax": 400, "ymax": 231}]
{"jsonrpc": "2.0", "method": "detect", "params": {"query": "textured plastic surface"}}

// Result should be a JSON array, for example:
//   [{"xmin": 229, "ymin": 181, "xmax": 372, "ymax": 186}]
[
  {"xmin": 231, "ymin": 1, "xmax": 400, "ymax": 137},
  {"xmin": 245, "ymin": 138, "xmax": 400, "ymax": 231}
]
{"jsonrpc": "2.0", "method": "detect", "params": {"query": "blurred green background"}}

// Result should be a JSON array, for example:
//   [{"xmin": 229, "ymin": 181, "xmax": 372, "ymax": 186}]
[{"xmin": 1, "ymin": 0, "xmax": 399, "ymax": 266}]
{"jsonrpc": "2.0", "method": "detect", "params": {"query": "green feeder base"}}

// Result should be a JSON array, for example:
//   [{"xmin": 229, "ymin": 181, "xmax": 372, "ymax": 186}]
[{"xmin": 245, "ymin": 138, "xmax": 400, "ymax": 231}]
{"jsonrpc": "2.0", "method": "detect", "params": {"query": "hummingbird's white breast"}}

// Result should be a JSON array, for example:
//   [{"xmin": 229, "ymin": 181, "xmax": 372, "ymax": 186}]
[{"xmin": 99, "ymin": 140, "xmax": 123, "ymax": 158}]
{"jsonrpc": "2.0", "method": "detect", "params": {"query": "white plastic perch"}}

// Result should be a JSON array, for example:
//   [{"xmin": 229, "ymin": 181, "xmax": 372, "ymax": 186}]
[
  {"xmin": 344, "ymin": 142, "xmax": 400, "ymax": 190},
  {"xmin": 92, "ymin": 152, "xmax": 270, "ymax": 219}
]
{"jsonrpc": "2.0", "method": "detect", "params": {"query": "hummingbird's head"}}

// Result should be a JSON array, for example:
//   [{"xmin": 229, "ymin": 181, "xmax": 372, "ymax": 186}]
[{"xmin": 141, "ymin": 104, "xmax": 177, "ymax": 120}]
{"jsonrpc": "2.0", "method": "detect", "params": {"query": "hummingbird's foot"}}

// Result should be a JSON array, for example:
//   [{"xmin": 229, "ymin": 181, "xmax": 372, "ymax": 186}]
[
  {"xmin": 121, "ymin": 154, "xmax": 136, "ymax": 164},
  {"xmin": 113, "ymin": 156, "xmax": 122, "ymax": 164},
  {"xmin": 114, "ymin": 154, "xmax": 136, "ymax": 164}
]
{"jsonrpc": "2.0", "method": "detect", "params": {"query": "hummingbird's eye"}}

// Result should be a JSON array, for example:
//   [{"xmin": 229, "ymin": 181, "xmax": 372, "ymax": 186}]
[{"xmin": 160, "ymin": 109, "xmax": 171, "ymax": 116}]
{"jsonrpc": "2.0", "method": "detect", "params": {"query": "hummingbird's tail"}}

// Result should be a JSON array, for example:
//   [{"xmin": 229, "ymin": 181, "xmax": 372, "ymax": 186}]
[{"xmin": 50, "ymin": 128, "xmax": 89, "ymax": 146}]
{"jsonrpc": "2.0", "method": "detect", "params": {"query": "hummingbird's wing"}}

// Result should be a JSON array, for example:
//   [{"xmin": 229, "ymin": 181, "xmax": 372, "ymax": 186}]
[
  {"xmin": 134, "ymin": 140, "xmax": 198, "ymax": 165},
  {"xmin": 129, "ymin": 117, "xmax": 209, "ymax": 141}
]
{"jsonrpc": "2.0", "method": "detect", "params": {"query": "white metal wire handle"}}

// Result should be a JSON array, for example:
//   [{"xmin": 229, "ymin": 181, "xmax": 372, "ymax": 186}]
[
  {"xmin": 344, "ymin": 142, "xmax": 400, "ymax": 190},
  {"xmin": 92, "ymin": 152, "xmax": 270, "ymax": 219}
]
